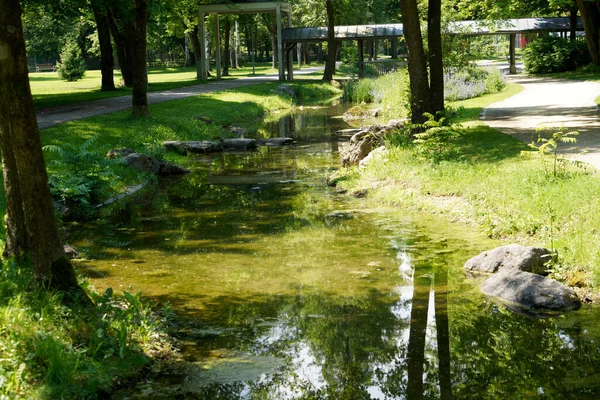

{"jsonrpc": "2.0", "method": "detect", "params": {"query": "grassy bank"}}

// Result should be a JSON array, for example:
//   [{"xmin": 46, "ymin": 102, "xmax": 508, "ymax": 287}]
[
  {"xmin": 0, "ymin": 259, "xmax": 176, "ymax": 399},
  {"xmin": 0, "ymin": 80, "xmax": 341, "ymax": 398},
  {"xmin": 335, "ymin": 82, "xmax": 600, "ymax": 292},
  {"xmin": 39, "ymin": 81, "xmax": 340, "ymax": 218}
]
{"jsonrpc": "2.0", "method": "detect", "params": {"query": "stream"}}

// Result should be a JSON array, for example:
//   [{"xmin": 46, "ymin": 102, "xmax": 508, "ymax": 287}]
[{"xmin": 70, "ymin": 104, "xmax": 600, "ymax": 399}]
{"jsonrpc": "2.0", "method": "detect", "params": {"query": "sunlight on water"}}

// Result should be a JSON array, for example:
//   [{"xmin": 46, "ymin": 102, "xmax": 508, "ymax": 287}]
[{"xmin": 70, "ymin": 105, "xmax": 600, "ymax": 399}]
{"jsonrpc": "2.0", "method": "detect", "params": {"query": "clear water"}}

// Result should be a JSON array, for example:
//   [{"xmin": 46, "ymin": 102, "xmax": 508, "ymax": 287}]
[{"xmin": 70, "ymin": 105, "xmax": 600, "ymax": 399}]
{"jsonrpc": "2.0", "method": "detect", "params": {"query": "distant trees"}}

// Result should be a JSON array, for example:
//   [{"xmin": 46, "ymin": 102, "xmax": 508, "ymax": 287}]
[{"xmin": 0, "ymin": 0, "xmax": 83, "ymax": 295}]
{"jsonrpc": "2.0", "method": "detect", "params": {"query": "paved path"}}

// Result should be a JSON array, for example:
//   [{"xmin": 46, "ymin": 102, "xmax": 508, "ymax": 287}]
[
  {"xmin": 35, "ymin": 67, "xmax": 325, "ymax": 130},
  {"xmin": 481, "ymin": 76, "xmax": 600, "ymax": 168}
]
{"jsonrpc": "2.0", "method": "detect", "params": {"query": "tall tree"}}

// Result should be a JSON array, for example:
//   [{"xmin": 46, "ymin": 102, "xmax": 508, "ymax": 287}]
[
  {"xmin": 92, "ymin": 2, "xmax": 116, "ymax": 91},
  {"xmin": 323, "ymin": 0, "xmax": 339, "ymax": 80},
  {"xmin": 131, "ymin": 0, "xmax": 149, "ymax": 116},
  {"xmin": 0, "ymin": 0, "xmax": 82, "ymax": 293},
  {"xmin": 576, "ymin": 0, "xmax": 600, "ymax": 65}
]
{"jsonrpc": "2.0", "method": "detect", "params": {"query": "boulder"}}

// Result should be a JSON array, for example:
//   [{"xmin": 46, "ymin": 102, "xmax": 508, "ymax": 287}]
[
  {"xmin": 464, "ymin": 244, "xmax": 552, "ymax": 275},
  {"xmin": 228, "ymin": 126, "xmax": 246, "ymax": 137},
  {"xmin": 359, "ymin": 146, "xmax": 388, "ymax": 168},
  {"xmin": 340, "ymin": 128, "xmax": 385, "ymax": 167},
  {"xmin": 221, "ymin": 138, "xmax": 258, "ymax": 151},
  {"xmin": 186, "ymin": 141, "xmax": 222, "ymax": 154},
  {"xmin": 124, "ymin": 153, "xmax": 161, "ymax": 174},
  {"xmin": 106, "ymin": 148, "xmax": 135, "ymax": 159},
  {"xmin": 158, "ymin": 162, "xmax": 190, "ymax": 176},
  {"xmin": 258, "ymin": 137, "xmax": 294, "ymax": 147},
  {"xmin": 64, "ymin": 244, "xmax": 81, "ymax": 259},
  {"xmin": 163, "ymin": 141, "xmax": 222, "ymax": 155},
  {"xmin": 272, "ymin": 84, "xmax": 298, "ymax": 99},
  {"xmin": 481, "ymin": 270, "xmax": 581, "ymax": 317}
]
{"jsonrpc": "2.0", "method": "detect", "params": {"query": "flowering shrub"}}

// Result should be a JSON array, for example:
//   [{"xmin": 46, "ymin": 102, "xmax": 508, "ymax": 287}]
[{"xmin": 444, "ymin": 67, "xmax": 505, "ymax": 101}]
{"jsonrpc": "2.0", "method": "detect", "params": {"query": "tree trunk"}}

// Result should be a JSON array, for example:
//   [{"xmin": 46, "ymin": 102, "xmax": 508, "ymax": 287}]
[
  {"xmin": 434, "ymin": 268, "xmax": 453, "ymax": 400},
  {"xmin": 318, "ymin": 42, "xmax": 323, "ymax": 63},
  {"xmin": 270, "ymin": 17, "xmax": 278, "ymax": 69},
  {"xmin": 407, "ymin": 273, "xmax": 430, "ymax": 400},
  {"xmin": 323, "ymin": 0, "xmax": 338, "ymax": 81},
  {"xmin": 108, "ymin": 8, "xmax": 134, "ymax": 87},
  {"xmin": 428, "ymin": 0, "xmax": 444, "ymax": 114},
  {"xmin": 569, "ymin": 5, "xmax": 578, "ymax": 42},
  {"xmin": 223, "ymin": 18, "xmax": 231, "ymax": 76},
  {"xmin": 92, "ymin": 6, "xmax": 116, "ymax": 91},
  {"xmin": 1, "ymin": 146, "xmax": 28, "ymax": 258},
  {"xmin": 391, "ymin": 37, "xmax": 398, "ymax": 59},
  {"xmin": 400, "ymin": 0, "xmax": 431, "ymax": 124},
  {"xmin": 0, "ymin": 0, "xmax": 81, "ymax": 293},
  {"xmin": 131, "ymin": 0, "xmax": 149, "ymax": 117},
  {"xmin": 576, "ymin": 0, "xmax": 600, "ymax": 65}
]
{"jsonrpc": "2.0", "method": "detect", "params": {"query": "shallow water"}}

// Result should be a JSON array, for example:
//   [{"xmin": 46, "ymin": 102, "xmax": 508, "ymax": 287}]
[{"xmin": 71, "ymin": 105, "xmax": 600, "ymax": 399}]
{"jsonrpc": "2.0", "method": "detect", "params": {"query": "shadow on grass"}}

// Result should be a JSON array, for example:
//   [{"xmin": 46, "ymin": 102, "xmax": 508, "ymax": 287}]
[{"xmin": 451, "ymin": 125, "xmax": 528, "ymax": 164}]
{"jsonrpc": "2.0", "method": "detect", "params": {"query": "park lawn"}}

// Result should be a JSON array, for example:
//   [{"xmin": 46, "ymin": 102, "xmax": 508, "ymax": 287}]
[
  {"xmin": 38, "ymin": 80, "xmax": 341, "ymax": 217},
  {"xmin": 335, "ymin": 82, "xmax": 600, "ymax": 293},
  {"xmin": 30, "ymin": 62, "xmax": 325, "ymax": 109}
]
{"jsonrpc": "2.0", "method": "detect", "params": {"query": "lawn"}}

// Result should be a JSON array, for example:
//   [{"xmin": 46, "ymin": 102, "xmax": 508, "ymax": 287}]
[
  {"xmin": 335, "ymin": 81, "xmax": 600, "ymax": 292},
  {"xmin": 30, "ymin": 62, "xmax": 328, "ymax": 109}
]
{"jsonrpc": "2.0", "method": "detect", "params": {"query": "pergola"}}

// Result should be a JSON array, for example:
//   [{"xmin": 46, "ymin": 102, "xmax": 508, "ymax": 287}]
[
  {"xmin": 282, "ymin": 18, "xmax": 584, "ymax": 75},
  {"xmin": 198, "ymin": 1, "xmax": 292, "ymax": 81}
]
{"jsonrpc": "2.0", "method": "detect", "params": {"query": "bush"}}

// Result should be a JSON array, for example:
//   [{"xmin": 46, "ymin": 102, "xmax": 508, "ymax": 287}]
[
  {"xmin": 342, "ymin": 71, "xmax": 410, "ymax": 118},
  {"xmin": 57, "ymin": 39, "xmax": 86, "ymax": 82},
  {"xmin": 444, "ymin": 67, "xmax": 505, "ymax": 101},
  {"xmin": 523, "ymin": 36, "xmax": 590, "ymax": 74}
]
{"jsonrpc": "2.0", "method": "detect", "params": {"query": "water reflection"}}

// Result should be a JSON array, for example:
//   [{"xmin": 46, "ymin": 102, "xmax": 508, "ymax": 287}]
[{"xmin": 72, "ymin": 106, "xmax": 600, "ymax": 399}]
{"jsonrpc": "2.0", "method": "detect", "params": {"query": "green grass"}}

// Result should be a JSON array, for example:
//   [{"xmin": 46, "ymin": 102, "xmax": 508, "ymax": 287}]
[
  {"xmin": 0, "ymin": 259, "xmax": 176, "ymax": 399},
  {"xmin": 38, "ymin": 81, "xmax": 341, "ymax": 216},
  {"xmin": 336, "ymin": 82, "xmax": 600, "ymax": 291},
  {"xmin": 30, "ymin": 63, "xmax": 328, "ymax": 109}
]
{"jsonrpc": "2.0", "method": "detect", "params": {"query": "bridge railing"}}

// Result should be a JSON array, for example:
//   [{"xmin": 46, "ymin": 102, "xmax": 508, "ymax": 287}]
[{"xmin": 362, "ymin": 59, "xmax": 406, "ymax": 77}]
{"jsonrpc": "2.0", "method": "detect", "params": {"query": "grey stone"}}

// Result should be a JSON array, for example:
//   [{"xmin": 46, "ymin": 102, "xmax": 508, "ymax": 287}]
[
  {"xmin": 163, "ymin": 141, "xmax": 222, "ymax": 155},
  {"xmin": 464, "ymin": 244, "xmax": 552, "ymax": 275},
  {"xmin": 258, "ymin": 137, "xmax": 294, "ymax": 147},
  {"xmin": 186, "ymin": 141, "xmax": 222, "ymax": 154},
  {"xmin": 64, "ymin": 244, "xmax": 81, "ymax": 259},
  {"xmin": 124, "ymin": 153, "xmax": 161, "ymax": 174},
  {"xmin": 272, "ymin": 84, "xmax": 297, "ymax": 99},
  {"xmin": 228, "ymin": 126, "xmax": 246, "ymax": 137},
  {"xmin": 481, "ymin": 270, "xmax": 581, "ymax": 316},
  {"xmin": 158, "ymin": 162, "xmax": 190, "ymax": 176},
  {"xmin": 221, "ymin": 138, "xmax": 258, "ymax": 151}
]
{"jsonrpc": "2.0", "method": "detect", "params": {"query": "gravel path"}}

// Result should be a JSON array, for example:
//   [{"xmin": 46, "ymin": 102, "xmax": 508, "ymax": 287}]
[
  {"xmin": 35, "ymin": 67, "xmax": 325, "ymax": 130},
  {"xmin": 481, "ymin": 76, "xmax": 600, "ymax": 169}
]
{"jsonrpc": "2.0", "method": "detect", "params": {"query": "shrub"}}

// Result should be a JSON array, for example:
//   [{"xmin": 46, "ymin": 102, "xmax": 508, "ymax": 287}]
[
  {"xmin": 57, "ymin": 39, "xmax": 86, "ymax": 82},
  {"xmin": 444, "ymin": 67, "xmax": 505, "ymax": 101},
  {"xmin": 342, "ymin": 71, "xmax": 410, "ymax": 118},
  {"xmin": 522, "ymin": 36, "xmax": 590, "ymax": 74}
]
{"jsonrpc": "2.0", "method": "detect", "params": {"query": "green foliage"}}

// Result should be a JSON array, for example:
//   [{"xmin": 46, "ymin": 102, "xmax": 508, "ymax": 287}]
[
  {"xmin": 343, "ymin": 71, "xmax": 410, "ymax": 118},
  {"xmin": 522, "ymin": 126, "xmax": 579, "ymax": 177},
  {"xmin": 413, "ymin": 112, "xmax": 463, "ymax": 163},
  {"xmin": 523, "ymin": 36, "xmax": 590, "ymax": 74},
  {"xmin": 0, "ymin": 259, "xmax": 175, "ymax": 399},
  {"xmin": 335, "ymin": 84, "xmax": 600, "ymax": 288},
  {"xmin": 57, "ymin": 38, "xmax": 86, "ymax": 82}
]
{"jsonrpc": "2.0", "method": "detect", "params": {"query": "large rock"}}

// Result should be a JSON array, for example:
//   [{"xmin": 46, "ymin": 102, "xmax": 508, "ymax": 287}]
[
  {"xmin": 124, "ymin": 153, "xmax": 161, "ymax": 174},
  {"xmin": 158, "ymin": 162, "xmax": 190, "ymax": 176},
  {"xmin": 163, "ymin": 141, "xmax": 222, "ymax": 155},
  {"xmin": 64, "ymin": 244, "xmax": 81, "ymax": 259},
  {"xmin": 221, "ymin": 138, "xmax": 258, "ymax": 151},
  {"xmin": 464, "ymin": 244, "xmax": 552, "ymax": 275},
  {"xmin": 481, "ymin": 270, "xmax": 581, "ymax": 317},
  {"xmin": 258, "ymin": 137, "xmax": 294, "ymax": 147},
  {"xmin": 340, "ymin": 129, "xmax": 384, "ymax": 167}
]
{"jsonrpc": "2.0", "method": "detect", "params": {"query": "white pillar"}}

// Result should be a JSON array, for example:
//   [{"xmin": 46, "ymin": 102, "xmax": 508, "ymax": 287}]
[
  {"xmin": 215, "ymin": 14, "xmax": 222, "ymax": 80},
  {"xmin": 199, "ymin": 12, "xmax": 207, "ymax": 80},
  {"xmin": 276, "ymin": 4, "xmax": 284, "ymax": 81}
]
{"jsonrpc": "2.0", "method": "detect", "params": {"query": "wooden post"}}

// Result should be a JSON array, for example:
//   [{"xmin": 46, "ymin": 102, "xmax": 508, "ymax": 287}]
[
  {"xmin": 199, "ymin": 12, "xmax": 207, "ymax": 80},
  {"xmin": 509, "ymin": 33, "xmax": 517, "ymax": 75},
  {"xmin": 358, "ymin": 39, "xmax": 365, "ymax": 78},
  {"xmin": 214, "ymin": 14, "xmax": 221, "ymax": 80}
]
